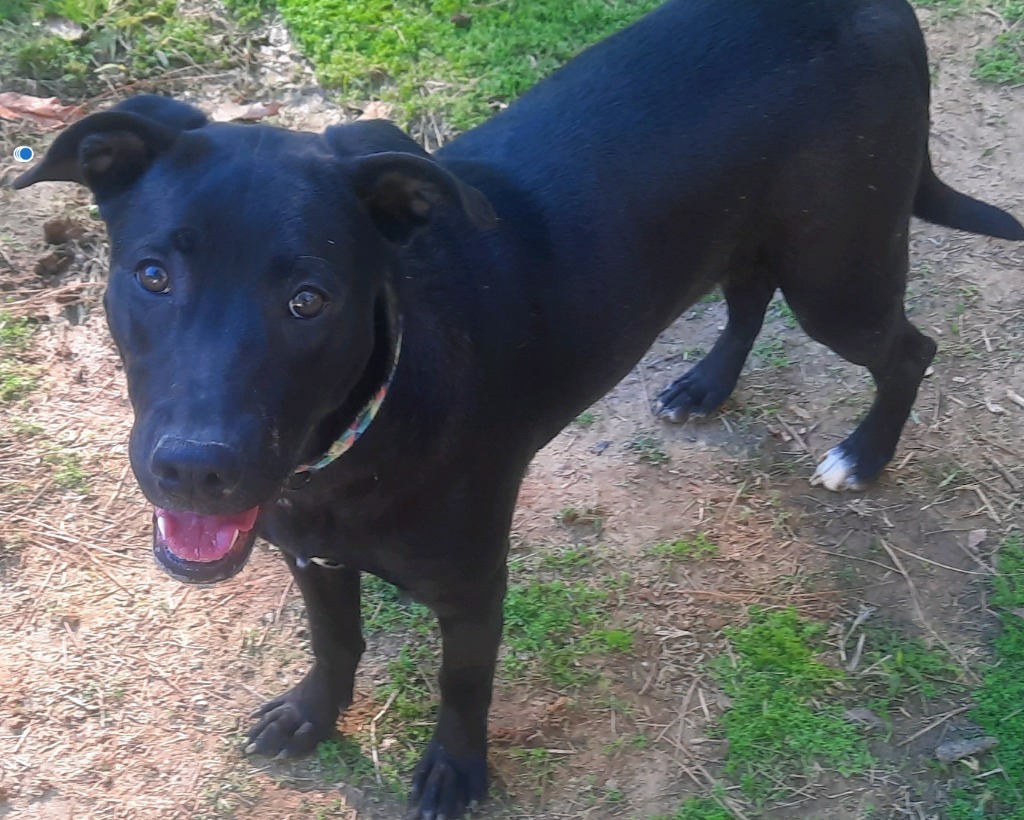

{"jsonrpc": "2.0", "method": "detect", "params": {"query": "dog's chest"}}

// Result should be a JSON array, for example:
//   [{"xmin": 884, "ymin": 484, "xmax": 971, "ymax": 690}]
[{"xmin": 258, "ymin": 493, "xmax": 405, "ymax": 576}]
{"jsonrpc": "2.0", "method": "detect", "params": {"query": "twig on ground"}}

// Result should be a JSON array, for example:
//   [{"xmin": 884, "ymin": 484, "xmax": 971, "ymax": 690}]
[
  {"xmin": 885, "ymin": 541, "xmax": 991, "ymax": 576},
  {"xmin": 897, "ymin": 705, "xmax": 972, "ymax": 748},
  {"xmin": 371, "ymin": 690, "xmax": 399, "ymax": 785},
  {"xmin": 879, "ymin": 539, "xmax": 978, "ymax": 684}
]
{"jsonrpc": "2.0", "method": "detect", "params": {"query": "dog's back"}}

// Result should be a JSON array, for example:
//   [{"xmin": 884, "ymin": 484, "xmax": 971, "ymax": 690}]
[{"xmin": 440, "ymin": 0, "xmax": 927, "ymax": 417}]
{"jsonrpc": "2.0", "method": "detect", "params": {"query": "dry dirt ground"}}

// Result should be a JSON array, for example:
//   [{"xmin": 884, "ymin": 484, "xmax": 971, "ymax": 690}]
[{"xmin": 1, "ymin": 8, "xmax": 1023, "ymax": 820}]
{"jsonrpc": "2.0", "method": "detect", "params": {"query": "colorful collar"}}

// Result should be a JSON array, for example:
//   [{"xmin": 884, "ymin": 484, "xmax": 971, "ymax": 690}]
[{"xmin": 291, "ymin": 323, "xmax": 402, "ymax": 483}]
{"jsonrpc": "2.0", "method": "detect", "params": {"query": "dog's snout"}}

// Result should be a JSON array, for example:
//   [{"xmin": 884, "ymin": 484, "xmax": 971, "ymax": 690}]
[{"xmin": 150, "ymin": 436, "xmax": 244, "ymax": 508}]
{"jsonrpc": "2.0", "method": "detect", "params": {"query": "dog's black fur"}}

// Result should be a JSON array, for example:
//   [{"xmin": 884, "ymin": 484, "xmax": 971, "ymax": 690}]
[{"xmin": 16, "ymin": 0, "xmax": 1024, "ymax": 815}]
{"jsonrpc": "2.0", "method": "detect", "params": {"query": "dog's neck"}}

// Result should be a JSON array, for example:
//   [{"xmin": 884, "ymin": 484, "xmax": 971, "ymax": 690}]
[{"xmin": 289, "ymin": 283, "xmax": 402, "ymax": 485}]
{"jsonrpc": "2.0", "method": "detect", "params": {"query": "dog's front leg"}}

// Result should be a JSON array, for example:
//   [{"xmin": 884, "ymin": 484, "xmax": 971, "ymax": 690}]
[
  {"xmin": 246, "ymin": 556, "xmax": 364, "ymax": 758},
  {"xmin": 410, "ymin": 569, "xmax": 506, "ymax": 819}
]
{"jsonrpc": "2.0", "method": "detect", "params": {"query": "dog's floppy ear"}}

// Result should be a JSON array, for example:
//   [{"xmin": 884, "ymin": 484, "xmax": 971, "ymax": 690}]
[
  {"xmin": 348, "ymin": 152, "xmax": 498, "ymax": 243},
  {"xmin": 325, "ymin": 120, "xmax": 495, "ymax": 243},
  {"xmin": 12, "ymin": 95, "xmax": 207, "ymax": 198}
]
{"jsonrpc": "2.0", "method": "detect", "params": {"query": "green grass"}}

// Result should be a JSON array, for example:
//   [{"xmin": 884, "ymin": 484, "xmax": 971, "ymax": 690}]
[
  {"xmin": 659, "ymin": 796, "xmax": 733, "ymax": 820},
  {"xmin": 368, "ymin": 640, "xmax": 440, "ymax": 789},
  {"xmin": 858, "ymin": 626, "xmax": 963, "ymax": 706},
  {"xmin": 506, "ymin": 746, "xmax": 558, "ymax": 796},
  {"xmin": 751, "ymin": 337, "xmax": 791, "ymax": 369},
  {"xmin": 44, "ymin": 450, "xmax": 90, "ymax": 493},
  {"xmin": 362, "ymin": 574, "xmax": 433, "ymax": 635},
  {"xmin": 912, "ymin": 0, "xmax": 1024, "ymax": 83},
  {"xmin": 0, "ymin": 0, "xmax": 226, "ymax": 96},
  {"xmin": 711, "ymin": 607, "xmax": 872, "ymax": 803},
  {"xmin": 0, "ymin": 314, "xmax": 38, "ymax": 403},
  {"xmin": 225, "ymin": 0, "xmax": 661, "ymax": 131},
  {"xmin": 626, "ymin": 433, "xmax": 670, "ymax": 466},
  {"xmin": 539, "ymin": 544, "xmax": 596, "ymax": 571},
  {"xmin": 973, "ymin": 0, "xmax": 1024, "ymax": 83},
  {"xmin": 650, "ymin": 532, "xmax": 718, "ymax": 562},
  {"xmin": 574, "ymin": 410, "xmax": 597, "ymax": 428},
  {"xmin": 333, "ymin": 568, "xmax": 627, "ymax": 795},
  {"xmin": 913, "ymin": 0, "xmax": 969, "ymax": 10},
  {"xmin": 911, "ymin": 0, "xmax": 1024, "ymax": 84},
  {"xmin": 503, "ymin": 579, "xmax": 614, "ymax": 686},
  {"xmin": 948, "ymin": 535, "xmax": 1024, "ymax": 819},
  {"xmin": 766, "ymin": 297, "xmax": 799, "ymax": 330}
]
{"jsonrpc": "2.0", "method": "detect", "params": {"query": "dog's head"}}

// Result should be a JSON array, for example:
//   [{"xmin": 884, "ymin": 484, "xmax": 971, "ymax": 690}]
[{"xmin": 15, "ymin": 95, "xmax": 495, "ymax": 583}]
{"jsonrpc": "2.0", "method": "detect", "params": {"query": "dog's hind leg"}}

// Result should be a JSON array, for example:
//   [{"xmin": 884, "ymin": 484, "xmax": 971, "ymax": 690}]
[
  {"xmin": 657, "ymin": 272, "xmax": 775, "ymax": 423},
  {"xmin": 246, "ymin": 559, "xmax": 364, "ymax": 757},
  {"xmin": 779, "ymin": 240, "xmax": 937, "ymax": 492}
]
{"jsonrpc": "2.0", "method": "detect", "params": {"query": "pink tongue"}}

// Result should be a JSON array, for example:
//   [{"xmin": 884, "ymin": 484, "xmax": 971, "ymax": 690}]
[{"xmin": 155, "ymin": 506, "xmax": 259, "ymax": 563}]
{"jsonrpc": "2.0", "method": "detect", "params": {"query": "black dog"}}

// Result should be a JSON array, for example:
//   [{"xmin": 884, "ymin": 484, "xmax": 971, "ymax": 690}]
[{"xmin": 16, "ymin": 0, "xmax": 1023, "ymax": 815}]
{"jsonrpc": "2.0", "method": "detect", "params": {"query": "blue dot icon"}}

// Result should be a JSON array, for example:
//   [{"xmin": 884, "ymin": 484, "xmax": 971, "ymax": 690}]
[{"xmin": 13, "ymin": 146, "xmax": 34, "ymax": 162}]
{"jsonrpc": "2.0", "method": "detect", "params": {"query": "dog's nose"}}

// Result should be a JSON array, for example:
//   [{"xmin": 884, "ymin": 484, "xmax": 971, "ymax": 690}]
[{"xmin": 150, "ymin": 436, "xmax": 243, "ymax": 507}]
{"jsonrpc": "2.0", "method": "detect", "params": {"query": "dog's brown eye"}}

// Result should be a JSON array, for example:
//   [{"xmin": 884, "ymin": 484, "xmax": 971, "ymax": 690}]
[
  {"xmin": 136, "ymin": 261, "xmax": 170, "ymax": 294},
  {"xmin": 289, "ymin": 289, "xmax": 326, "ymax": 319}
]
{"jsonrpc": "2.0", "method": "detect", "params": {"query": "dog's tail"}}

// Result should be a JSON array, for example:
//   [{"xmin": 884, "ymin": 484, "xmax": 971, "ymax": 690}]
[{"xmin": 914, "ymin": 156, "xmax": 1024, "ymax": 241}]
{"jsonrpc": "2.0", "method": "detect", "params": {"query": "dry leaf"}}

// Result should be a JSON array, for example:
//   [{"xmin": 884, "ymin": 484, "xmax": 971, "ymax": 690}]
[
  {"xmin": 967, "ymin": 529, "xmax": 987, "ymax": 550},
  {"xmin": 0, "ymin": 93, "xmax": 85, "ymax": 129},
  {"xmin": 209, "ymin": 101, "xmax": 281, "ymax": 123},
  {"xmin": 357, "ymin": 101, "xmax": 396, "ymax": 121}
]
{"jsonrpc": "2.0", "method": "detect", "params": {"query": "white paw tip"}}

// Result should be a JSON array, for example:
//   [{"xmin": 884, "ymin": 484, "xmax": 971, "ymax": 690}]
[{"xmin": 810, "ymin": 448, "xmax": 864, "ymax": 492}]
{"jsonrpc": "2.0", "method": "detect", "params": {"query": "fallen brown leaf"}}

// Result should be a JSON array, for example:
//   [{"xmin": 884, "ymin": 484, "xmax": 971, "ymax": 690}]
[
  {"xmin": 357, "ymin": 101, "xmax": 396, "ymax": 121},
  {"xmin": 0, "ymin": 93, "xmax": 85, "ymax": 129},
  {"xmin": 209, "ymin": 101, "xmax": 282, "ymax": 123}
]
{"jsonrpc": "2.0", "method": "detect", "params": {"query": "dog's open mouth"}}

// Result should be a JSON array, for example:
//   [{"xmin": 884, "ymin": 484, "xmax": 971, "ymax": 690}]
[{"xmin": 152, "ymin": 506, "xmax": 260, "ymax": 584}]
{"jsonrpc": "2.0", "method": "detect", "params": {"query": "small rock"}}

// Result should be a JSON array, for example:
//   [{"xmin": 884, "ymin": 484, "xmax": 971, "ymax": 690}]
[
  {"xmin": 844, "ymin": 707, "xmax": 887, "ymax": 730},
  {"xmin": 44, "ymin": 17, "xmax": 85, "ymax": 42},
  {"xmin": 451, "ymin": 12, "xmax": 473, "ymax": 28},
  {"xmin": 704, "ymin": 615, "xmax": 728, "ymax": 632},
  {"xmin": 935, "ymin": 736, "xmax": 998, "ymax": 763}
]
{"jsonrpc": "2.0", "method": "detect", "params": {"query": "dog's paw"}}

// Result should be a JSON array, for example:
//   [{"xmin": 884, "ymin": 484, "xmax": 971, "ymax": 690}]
[
  {"xmin": 244, "ymin": 683, "xmax": 342, "ymax": 759},
  {"xmin": 656, "ymin": 366, "xmax": 731, "ymax": 424},
  {"xmin": 408, "ymin": 740, "xmax": 487, "ymax": 820},
  {"xmin": 810, "ymin": 446, "xmax": 867, "ymax": 492}
]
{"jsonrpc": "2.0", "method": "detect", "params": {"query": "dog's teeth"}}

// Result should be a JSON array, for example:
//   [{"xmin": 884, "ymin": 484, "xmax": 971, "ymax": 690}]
[
  {"xmin": 229, "ymin": 529, "xmax": 240, "ymax": 549},
  {"xmin": 156, "ymin": 516, "xmax": 167, "ymax": 540}
]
